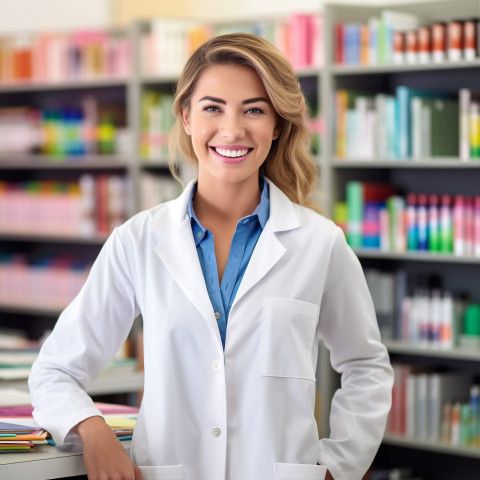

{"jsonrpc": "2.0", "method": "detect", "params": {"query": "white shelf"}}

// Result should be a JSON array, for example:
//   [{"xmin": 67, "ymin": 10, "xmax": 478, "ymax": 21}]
[
  {"xmin": 2, "ymin": 370, "xmax": 144, "ymax": 395},
  {"xmin": 384, "ymin": 340, "xmax": 480, "ymax": 362},
  {"xmin": 0, "ymin": 155, "xmax": 131, "ymax": 170},
  {"xmin": 0, "ymin": 77, "xmax": 129, "ymax": 93},
  {"xmin": 0, "ymin": 305, "xmax": 62, "ymax": 317},
  {"xmin": 332, "ymin": 59, "xmax": 480, "ymax": 75},
  {"xmin": 354, "ymin": 249, "xmax": 480, "ymax": 265},
  {"xmin": 332, "ymin": 159, "xmax": 480, "ymax": 169},
  {"xmin": 0, "ymin": 233, "xmax": 108, "ymax": 244},
  {"xmin": 383, "ymin": 434, "xmax": 480, "ymax": 459}
]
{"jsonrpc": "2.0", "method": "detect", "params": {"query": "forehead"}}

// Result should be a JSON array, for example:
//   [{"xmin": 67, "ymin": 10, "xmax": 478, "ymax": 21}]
[{"xmin": 192, "ymin": 64, "xmax": 269, "ymax": 100}]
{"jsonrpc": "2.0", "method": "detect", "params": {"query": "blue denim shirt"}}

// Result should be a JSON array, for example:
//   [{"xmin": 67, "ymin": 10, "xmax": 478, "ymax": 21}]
[{"xmin": 187, "ymin": 177, "xmax": 269, "ymax": 349}]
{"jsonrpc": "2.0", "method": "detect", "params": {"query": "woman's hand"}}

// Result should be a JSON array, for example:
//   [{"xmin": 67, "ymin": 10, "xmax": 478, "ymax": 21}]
[{"xmin": 74, "ymin": 416, "xmax": 143, "ymax": 480}]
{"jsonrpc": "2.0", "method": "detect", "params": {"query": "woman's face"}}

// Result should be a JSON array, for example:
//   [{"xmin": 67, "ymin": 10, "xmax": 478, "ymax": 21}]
[{"xmin": 181, "ymin": 63, "xmax": 280, "ymax": 188}]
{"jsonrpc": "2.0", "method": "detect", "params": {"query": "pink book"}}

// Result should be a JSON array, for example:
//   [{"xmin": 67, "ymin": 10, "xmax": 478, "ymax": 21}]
[{"xmin": 288, "ymin": 14, "xmax": 309, "ymax": 70}]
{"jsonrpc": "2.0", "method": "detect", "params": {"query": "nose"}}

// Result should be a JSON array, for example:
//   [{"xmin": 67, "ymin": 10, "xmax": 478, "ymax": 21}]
[{"xmin": 219, "ymin": 114, "xmax": 244, "ymax": 140}]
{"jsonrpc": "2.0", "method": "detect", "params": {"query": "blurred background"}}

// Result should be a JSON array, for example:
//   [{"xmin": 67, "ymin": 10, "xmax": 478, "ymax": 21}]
[{"xmin": 1, "ymin": 1, "xmax": 480, "ymax": 479}]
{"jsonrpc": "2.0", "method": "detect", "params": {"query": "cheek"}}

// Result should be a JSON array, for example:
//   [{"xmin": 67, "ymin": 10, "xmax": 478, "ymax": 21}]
[{"xmin": 191, "ymin": 125, "xmax": 213, "ymax": 143}]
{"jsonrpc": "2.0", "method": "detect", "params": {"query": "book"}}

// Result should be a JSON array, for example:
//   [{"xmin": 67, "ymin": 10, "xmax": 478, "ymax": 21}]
[
  {"xmin": 396, "ymin": 86, "xmax": 448, "ymax": 159},
  {"xmin": 428, "ymin": 372, "xmax": 471, "ymax": 441}
]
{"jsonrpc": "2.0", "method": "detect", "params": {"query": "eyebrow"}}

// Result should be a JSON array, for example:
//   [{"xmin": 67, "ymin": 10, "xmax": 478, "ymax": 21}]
[{"xmin": 198, "ymin": 96, "xmax": 270, "ymax": 105}]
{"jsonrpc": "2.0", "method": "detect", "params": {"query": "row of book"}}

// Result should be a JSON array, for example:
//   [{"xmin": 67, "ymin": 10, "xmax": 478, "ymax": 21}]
[
  {"xmin": 140, "ymin": 91, "xmax": 175, "ymax": 161},
  {"xmin": 335, "ymin": 10, "xmax": 480, "ymax": 66},
  {"xmin": 365, "ymin": 268, "xmax": 480, "ymax": 348},
  {"xmin": 335, "ymin": 87, "xmax": 480, "ymax": 161},
  {"xmin": 0, "ymin": 175, "xmax": 131, "ymax": 238},
  {"xmin": 337, "ymin": 181, "xmax": 480, "ymax": 257},
  {"xmin": 141, "ymin": 14, "xmax": 323, "ymax": 77},
  {"xmin": 0, "ymin": 401, "xmax": 139, "ymax": 453},
  {"xmin": 0, "ymin": 30, "xmax": 131, "ymax": 83},
  {"xmin": 0, "ymin": 253, "xmax": 90, "ymax": 311},
  {"xmin": 0, "ymin": 421, "xmax": 51, "ymax": 452},
  {"xmin": 388, "ymin": 363, "xmax": 480, "ymax": 448},
  {"xmin": 0, "ymin": 97, "xmax": 126, "ymax": 157}
]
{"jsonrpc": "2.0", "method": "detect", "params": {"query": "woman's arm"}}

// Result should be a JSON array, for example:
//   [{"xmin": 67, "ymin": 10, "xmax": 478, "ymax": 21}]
[
  {"xmin": 29, "ymin": 228, "xmax": 141, "ymax": 444},
  {"xmin": 317, "ymin": 227, "xmax": 393, "ymax": 480},
  {"xmin": 74, "ymin": 416, "xmax": 143, "ymax": 480}
]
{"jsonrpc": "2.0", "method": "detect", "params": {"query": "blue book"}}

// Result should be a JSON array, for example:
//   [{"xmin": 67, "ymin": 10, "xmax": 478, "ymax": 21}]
[{"xmin": 344, "ymin": 23, "xmax": 361, "ymax": 64}]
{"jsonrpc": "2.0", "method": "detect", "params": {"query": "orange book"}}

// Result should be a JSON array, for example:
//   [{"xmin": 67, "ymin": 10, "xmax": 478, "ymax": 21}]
[
  {"xmin": 335, "ymin": 90, "xmax": 348, "ymax": 158},
  {"xmin": 188, "ymin": 26, "xmax": 211, "ymax": 56},
  {"xmin": 360, "ymin": 24, "xmax": 370, "ymax": 64},
  {"xmin": 13, "ymin": 430, "xmax": 48, "ymax": 442}
]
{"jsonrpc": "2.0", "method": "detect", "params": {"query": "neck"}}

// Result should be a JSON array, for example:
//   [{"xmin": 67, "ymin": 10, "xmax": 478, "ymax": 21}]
[{"xmin": 194, "ymin": 175, "xmax": 261, "ymax": 226}]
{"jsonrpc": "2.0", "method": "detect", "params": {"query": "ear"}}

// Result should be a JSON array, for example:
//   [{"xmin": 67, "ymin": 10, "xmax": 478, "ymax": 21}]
[{"xmin": 181, "ymin": 107, "xmax": 192, "ymax": 135}]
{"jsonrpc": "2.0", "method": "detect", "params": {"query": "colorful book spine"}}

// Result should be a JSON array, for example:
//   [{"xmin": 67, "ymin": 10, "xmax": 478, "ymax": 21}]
[
  {"xmin": 0, "ymin": 98, "xmax": 125, "ymax": 158},
  {"xmin": 334, "ymin": 14, "xmax": 479, "ymax": 67},
  {"xmin": 0, "ymin": 253, "xmax": 90, "ymax": 310},
  {"xmin": 142, "ymin": 14, "xmax": 323, "ymax": 77},
  {"xmin": 0, "ymin": 176, "xmax": 130, "ymax": 237},
  {"xmin": 341, "ymin": 183, "xmax": 480, "ymax": 258},
  {"xmin": 0, "ymin": 29, "xmax": 131, "ymax": 84}
]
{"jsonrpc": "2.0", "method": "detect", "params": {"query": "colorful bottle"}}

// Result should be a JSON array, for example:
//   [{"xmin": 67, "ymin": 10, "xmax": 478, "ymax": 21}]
[
  {"xmin": 453, "ymin": 195, "xmax": 466, "ymax": 256},
  {"xmin": 406, "ymin": 193, "xmax": 418, "ymax": 251},
  {"xmin": 439, "ymin": 194, "xmax": 453, "ymax": 254},
  {"xmin": 417, "ymin": 193, "xmax": 428, "ymax": 250},
  {"xmin": 470, "ymin": 385, "xmax": 480, "ymax": 446},
  {"xmin": 428, "ymin": 194, "xmax": 440, "ymax": 252}
]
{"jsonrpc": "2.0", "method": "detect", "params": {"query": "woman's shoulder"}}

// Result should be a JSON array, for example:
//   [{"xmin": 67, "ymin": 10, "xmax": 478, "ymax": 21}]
[
  {"xmin": 116, "ymin": 196, "xmax": 182, "ymax": 241},
  {"xmin": 292, "ymin": 201, "xmax": 340, "ymax": 236}
]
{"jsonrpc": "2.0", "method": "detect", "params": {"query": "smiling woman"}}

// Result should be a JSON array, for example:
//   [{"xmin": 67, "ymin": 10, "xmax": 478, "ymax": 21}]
[{"xmin": 29, "ymin": 32, "xmax": 393, "ymax": 480}]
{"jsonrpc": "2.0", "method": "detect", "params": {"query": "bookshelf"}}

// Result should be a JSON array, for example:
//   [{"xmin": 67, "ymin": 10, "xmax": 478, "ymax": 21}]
[{"xmin": 322, "ymin": 1, "xmax": 480, "ymax": 478}]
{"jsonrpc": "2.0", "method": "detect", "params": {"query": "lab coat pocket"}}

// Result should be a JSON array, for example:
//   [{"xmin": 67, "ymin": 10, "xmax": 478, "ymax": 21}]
[
  {"xmin": 275, "ymin": 462, "xmax": 327, "ymax": 479},
  {"xmin": 261, "ymin": 297, "xmax": 319, "ymax": 380},
  {"xmin": 139, "ymin": 465, "xmax": 183, "ymax": 479}
]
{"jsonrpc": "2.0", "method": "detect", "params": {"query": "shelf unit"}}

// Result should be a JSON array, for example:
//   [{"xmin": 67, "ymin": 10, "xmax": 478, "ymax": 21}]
[{"xmin": 321, "ymin": 1, "xmax": 480, "ymax": 477}]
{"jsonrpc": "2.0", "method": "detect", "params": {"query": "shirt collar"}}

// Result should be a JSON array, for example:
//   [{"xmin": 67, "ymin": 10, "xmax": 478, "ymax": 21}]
[{"xmin": 187, "ymin": 176, "xmax": 270, "ymax": 246}]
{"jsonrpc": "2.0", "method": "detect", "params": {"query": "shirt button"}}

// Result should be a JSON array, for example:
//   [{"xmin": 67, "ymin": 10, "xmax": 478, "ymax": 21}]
[
  {"xmin": 212, "ymin": 361, "xmax": 221, "ymax": 372},
  {"xmin": 212, "ymin": 427, "xmax": 221, "ymax": 437},
  {"xmin": 214, "ymin": 312, "xmax": 221, "ymax": 320},
  {"xmin": 197, "ymin": 231, "xmax": 202, "ymax": 238}
]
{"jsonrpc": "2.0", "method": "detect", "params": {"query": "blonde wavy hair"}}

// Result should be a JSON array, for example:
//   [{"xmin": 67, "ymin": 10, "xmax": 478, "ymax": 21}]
[{"xmin": 169, "ymin": 32, "xmax": 322, "ymax": 214}]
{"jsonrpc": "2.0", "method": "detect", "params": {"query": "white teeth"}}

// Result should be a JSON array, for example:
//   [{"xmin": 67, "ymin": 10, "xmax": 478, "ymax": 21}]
[{"xmin": 214, "ymin": 148, "xmax": 249, "ymax": 158}]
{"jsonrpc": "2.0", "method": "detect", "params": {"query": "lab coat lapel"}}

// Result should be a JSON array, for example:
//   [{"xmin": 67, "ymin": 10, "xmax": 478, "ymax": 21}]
[
  {"xmin": 234, "ymin": 179, "xmax": 301, "ymax": 304},
  {"xmin": 151, "ymin": 181, "xmax": 221, "ymax": 347}
]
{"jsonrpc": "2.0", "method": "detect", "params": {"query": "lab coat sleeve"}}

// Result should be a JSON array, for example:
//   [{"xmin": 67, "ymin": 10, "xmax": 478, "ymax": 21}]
[
  {"xmin": 28, "ymin": 227, "xmax": 140, "ymax": 445},
  {"xmin": 317, "ymin": 227, "xmax": 393, "ymax": 480}
]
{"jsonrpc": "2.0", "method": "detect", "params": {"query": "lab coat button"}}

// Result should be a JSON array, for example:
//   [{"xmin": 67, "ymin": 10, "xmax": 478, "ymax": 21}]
[
  {"xmin": 214, "ymin": 312, "xmax": 221, "ymax": 320},
  {"xmin": 212, "ymin": 361, "xmax": 221, "ymax": 372},
  {"xmin": 212, "ymin": 427, "xmax": 221, "ymax": 437}
]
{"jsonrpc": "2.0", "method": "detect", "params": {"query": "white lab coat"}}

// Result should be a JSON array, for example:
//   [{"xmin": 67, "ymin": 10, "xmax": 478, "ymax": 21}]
[{"xmin": 29, "ymin": 178, "xmax": 393, "ymax": 480}]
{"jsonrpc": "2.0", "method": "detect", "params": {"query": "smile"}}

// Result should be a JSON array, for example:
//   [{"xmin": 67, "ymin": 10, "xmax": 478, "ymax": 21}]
[{"xmin": 213, "ymin": 147, "xmax": 251, "ymax": 158}]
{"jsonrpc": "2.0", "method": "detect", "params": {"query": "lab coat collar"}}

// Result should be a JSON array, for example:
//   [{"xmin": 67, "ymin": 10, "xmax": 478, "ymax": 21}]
[
  {"xmin": 149, "ymin": 177, "xmax": 301, "ymax": 235},
  {"xmin": 149, "ymin": 177, "xmax": 302, "ymax": 350}
]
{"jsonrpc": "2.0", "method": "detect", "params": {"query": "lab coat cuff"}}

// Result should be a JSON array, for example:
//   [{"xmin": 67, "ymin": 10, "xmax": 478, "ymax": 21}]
[{"xmin": 54, "ymin": 406, "xmax": 104, "ymax": 446}]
